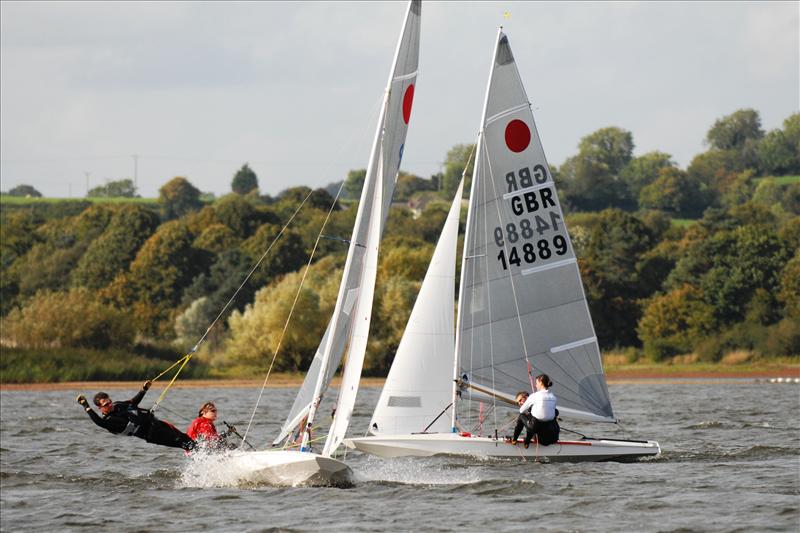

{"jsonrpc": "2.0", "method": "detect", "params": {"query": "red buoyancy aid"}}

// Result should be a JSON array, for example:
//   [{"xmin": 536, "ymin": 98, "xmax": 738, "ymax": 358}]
[{"xmin": 186, "ymin": 417, "xmax": 218, "ymax": 442}]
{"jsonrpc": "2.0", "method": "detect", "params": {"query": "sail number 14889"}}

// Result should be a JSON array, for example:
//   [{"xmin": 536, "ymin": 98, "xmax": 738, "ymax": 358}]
[{"xmin": 497, "ymin": 236, "xmax": 568, "ymax": 270}]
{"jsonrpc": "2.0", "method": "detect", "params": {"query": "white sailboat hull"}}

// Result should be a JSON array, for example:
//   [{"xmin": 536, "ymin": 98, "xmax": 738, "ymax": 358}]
[
  {"xmin": 344, "ymin": 433, "xmax": 660, "ymax": 462},
  {"xmin": 224, "ymin": 450, "xmax": 353, "ymax": 487}
]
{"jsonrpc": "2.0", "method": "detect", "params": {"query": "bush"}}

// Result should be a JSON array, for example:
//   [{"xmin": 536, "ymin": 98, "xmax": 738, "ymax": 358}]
[
  {"xmin": 639, "ymin": 285, "xmax": 716, "ymax": 360},
  {"xmin": 757, "ymin": 319, "xmax": 800, "ymax": 357},
  {"xmin": 2, "ymin": 288, "xmax": 136, "ymax": 349}
]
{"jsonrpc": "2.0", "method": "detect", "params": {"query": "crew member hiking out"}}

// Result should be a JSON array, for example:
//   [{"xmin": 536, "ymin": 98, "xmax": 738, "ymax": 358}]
[{"xmin": 77, "ymin": 381, "xmax": 195, "ymax": 451}]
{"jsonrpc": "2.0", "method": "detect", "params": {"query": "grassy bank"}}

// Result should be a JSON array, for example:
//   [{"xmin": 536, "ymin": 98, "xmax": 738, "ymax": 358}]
[
  {"xmin": 0, "ymin": 195, "xmax": 160, "ymax": 207},
  {"xmin": 0, "ymin": 348, "xmax": 209, "ymax": 383},
  {"xmin": 1, "ymin": 347, "xmax": 797, "ymax": 385},
  {"xmin": 604, "ymin": 358, "xmax": 800, "ymax": 379}
]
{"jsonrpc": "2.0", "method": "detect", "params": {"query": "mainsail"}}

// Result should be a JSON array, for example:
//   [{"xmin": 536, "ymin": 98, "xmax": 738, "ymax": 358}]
[
  {"xmin": 274, "ymin": 0, "xmax": 422, "ymax": 446},
  {"xmin": 368, "ymin": 180, "xmax": 464, "ymax": 436},
  {"xmin": 455, "ymin": 30, "xmax": 614, "ymax": 427}
]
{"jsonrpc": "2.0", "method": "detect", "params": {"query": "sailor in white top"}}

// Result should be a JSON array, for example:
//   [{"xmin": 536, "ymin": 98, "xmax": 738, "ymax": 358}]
[
  {"xmin": 511, "ymin": 374, "xmax": 560, "ymax": 447},
  {"xmin": 519, "ymin": 387, "xmax": 557, "ymax": 421}
]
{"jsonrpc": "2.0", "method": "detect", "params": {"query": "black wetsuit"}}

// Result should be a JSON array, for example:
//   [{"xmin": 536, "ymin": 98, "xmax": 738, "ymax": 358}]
[
  {"xmin": 513, "ymin": 409, "xmax": 560, "ymax": 446},
  {"xmin": 85, "ymin": 389, "xmax": 195, "ymax": 451}
]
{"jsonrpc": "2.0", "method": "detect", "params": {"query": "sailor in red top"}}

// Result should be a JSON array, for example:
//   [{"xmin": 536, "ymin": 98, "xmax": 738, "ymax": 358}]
[{"xmin": 186, "ymin": 401, "xmax": 221, "ymax": 446}]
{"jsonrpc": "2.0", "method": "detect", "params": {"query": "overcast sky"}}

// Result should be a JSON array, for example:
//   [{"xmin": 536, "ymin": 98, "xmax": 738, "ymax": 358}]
[{"xmin": 1, "ymin": 1, "xmax": 798, "ymax": 198}]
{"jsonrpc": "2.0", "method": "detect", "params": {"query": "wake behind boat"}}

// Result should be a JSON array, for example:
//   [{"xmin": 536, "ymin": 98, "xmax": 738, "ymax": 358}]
[{"xmin": 345, "ymin": 29, "xmax": 660, "ymax": 463}]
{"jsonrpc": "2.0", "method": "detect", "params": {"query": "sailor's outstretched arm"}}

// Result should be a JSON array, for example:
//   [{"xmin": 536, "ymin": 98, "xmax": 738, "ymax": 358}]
[{"xmin": 129, "ymin": 380, "xmax": 152, "ymax": 406}]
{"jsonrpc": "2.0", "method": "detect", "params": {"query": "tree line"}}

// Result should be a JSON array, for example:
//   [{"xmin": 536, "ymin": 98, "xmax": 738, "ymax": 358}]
[{"xmin": 1, "ymin": 108, "xmax": 797, "ymax": 379}]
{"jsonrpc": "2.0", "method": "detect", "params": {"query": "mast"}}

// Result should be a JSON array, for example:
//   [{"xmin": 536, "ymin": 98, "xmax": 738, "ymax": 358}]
[
  {"xmin": 451, "ymin": 27, "xmax": 505, "ymax": 433},
  {"xmin": 300, "ymin": 87, "xmax": 390, "ymax": 453},
  {"xmin": 299, "ymin": 0, "xmax": 420, "ymax": 452}
]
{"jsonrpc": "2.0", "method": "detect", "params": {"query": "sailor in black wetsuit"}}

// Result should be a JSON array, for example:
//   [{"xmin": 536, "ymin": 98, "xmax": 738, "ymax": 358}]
[{"xmin": 77, "ymin": 381, "xmax": 195, "ymax": 451}]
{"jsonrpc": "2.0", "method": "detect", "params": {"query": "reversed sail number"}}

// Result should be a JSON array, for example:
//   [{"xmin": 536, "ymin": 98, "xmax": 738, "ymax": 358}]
[
  {"xmin": 493, "ymin": 212, "xmax": 562, "ymax": 246},
  {"xmin": 497, "ymin": 236, "xmax": 568, "ymax": 270}
]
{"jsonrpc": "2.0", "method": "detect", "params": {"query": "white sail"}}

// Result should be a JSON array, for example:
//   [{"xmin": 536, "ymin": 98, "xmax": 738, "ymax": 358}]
[
  {"xmin": 322, "ymin": 163, "xmax": 384, "ymax": 456},
  {"xmin": 455, "ymin": 30, "xmax": 614, "ymax": 428},
  {"xmin": 345, "ymin": 28, "xmax": 659, "ymax": 463},
  {"xmin": 274, "ymin": 0, "xmax": 421, "ymax": 445},
  {"xmin": 368, "ymin": 180, "xmax": 464, "ymax": 436}
]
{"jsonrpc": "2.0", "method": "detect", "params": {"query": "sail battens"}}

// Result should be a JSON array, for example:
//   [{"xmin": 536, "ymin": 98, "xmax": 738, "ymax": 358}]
[
  {"xmin": 521, "ymin": 258, "xmax": 577, "ymax": 276},
  {"xmin": 484, "ymin": 103, "xmax": 531, "ymax": 127},
  {"xmin": 550, "ymin": 337, "xmax": 597, "ymax": 354},
  {"xmin": 393, "ymin": 70, "xmax": 418, "ymax": 82},
  {"xmin": 455, "ymin": 30, "xmax": 614, "ymax": 428},
  {"xmin": 501, "ymin": 180, "xmax": 554, "ymax": 199}
]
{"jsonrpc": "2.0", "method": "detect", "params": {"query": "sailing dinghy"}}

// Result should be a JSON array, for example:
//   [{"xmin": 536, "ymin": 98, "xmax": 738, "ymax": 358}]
[
  {"xmin": 223, "ymin": 0, "xmax": 421, "ymax": 486},
  {"xmin": 345, "ymin": 29, "xmax": 660, "ymax": 462}
]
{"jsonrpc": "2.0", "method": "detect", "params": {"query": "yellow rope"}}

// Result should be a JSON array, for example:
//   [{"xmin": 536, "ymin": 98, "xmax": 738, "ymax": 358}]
[
  {"xmin": 282, "ymin": 433, "xmax": 326, "ymax": 450},
  {"xmin": 151, "ymin": 353, "xmax": 193, "ymax": 410},
  {"xmin": 151, "ymin": 352, "xmax": 192, "ymax": 382}
]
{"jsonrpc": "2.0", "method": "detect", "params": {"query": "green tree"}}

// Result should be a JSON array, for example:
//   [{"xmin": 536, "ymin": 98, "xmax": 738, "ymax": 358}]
[
  {"xmin": 777, "ymin": 253, "xmax": 800, "ymax": 319},
  {"xmin": 638, "ymin": 167, "xmax": 710, "ymax": 216},
  {"xmin": 344, "ymin": 169, "xmax": 367, "ymax": 200},
  {"xmin": 686, "ymin": 149, "xmax": 744, "ymax": 199},
  {"xmin": 214, "ymin": 194, "xmax": 268, "ymax": 238},
  {"xmin": 240, "ymin": 225, "xmax": 307, "ymax": 288},
  {"xmin": 781, "ymin": 113, "xmax": 800, "ymax": 171},
  {"xmin": 7, "ymin": 184, "xmax": 42, "ymax": 197},
  {"xmin": 180, "ymin": 249, "xmax": 256, "ymax": 326},
  {"xmin": 71, "ymin": 205, "xmax": 160, "ymax": 289},
  {"xmin": 619, "ymin": 151, "xmax": 675, "ymax": 203},
  {"xmin": 87, "ymin": 179, "xmax": 137, "ymax": 198},
  {"xmin": 223, "ymin": 256, "xmax": 341, "ymax": 372},
  {"xmin": 274, "ymin": 187, "xmax": 336, "ymax": 216},
  {"xmin": 193, "ymin": 223, "xmax": 240, "ymax": 254},
  {"xmin": 174, "ymin": 296, "xmax": 217, "ymax": 350},
  {"xmin": 669, "ymin": 224, "xmax": 791, "ymax": 326},
  {"xmin": 3, "ymin": 288, "xmax": 136, "ymax": 349},
  {"xmin": 706, "ymin": 109, "xmax": 764, "ymax": 151},
  {"xmin": 441, "ymin": 144, "xmax": 475, "ymax": 198},
  {"xmin": 158, "ymin": 177, "xmax": 203, "ymax": 220},
  {"xmin": 757, "ymin": 129, "xmax": 796, "ymax": 175},
  {"xmin": 125, "ymin": 221, "xmax": 210, "ymax": 336},
  {"xmin": 10, "ymin": 207, "xmax": 113, "ymax": 301},
  {"xmin": 638, "ymin": 284, "xmax": 716, "ymax": 360},
  {"xmin": 720, "ymin": 170, "xmax": 756, "ymax": 208},
  {"xmin": 394, "ymin": 172, "xmax": 436, "ymax": 201},
  {"xmin": 231, "ymin": 163, "xmax": 259, "ymax": 195},
  {"xmin": 580, "ymin": 209, "xmax": 655, "ymax": 347},
  {"xmin": 560, "ymin": 127, "xmax": 635, "ymax": 210}
]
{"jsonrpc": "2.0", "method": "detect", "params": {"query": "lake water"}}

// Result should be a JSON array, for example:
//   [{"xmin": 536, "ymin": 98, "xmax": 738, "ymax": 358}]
[{"xmin": 1, "ymin": 381, "xmax": 798, "ymax": 532}]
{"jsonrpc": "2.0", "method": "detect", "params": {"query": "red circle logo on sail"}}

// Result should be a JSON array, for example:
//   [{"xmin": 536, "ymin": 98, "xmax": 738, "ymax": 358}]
[
  {"xmin": 402, "ymin": 84, "xmax": 414, "ymax": 124},
  {"xmin": 505, "ymin": 119, "xmax": 531, "ymax": 152}
]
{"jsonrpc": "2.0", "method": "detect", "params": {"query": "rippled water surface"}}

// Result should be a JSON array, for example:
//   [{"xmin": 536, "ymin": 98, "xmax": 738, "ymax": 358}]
[{"xmin": 2, "ymin": 382, "xmax": 799, "ymax": 532}]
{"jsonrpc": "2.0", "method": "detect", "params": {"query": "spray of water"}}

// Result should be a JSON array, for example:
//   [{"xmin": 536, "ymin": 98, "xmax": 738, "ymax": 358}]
[
  {"xmin": 353, "ymin": 456, "xmax": 486, "ymax": 486},
  {"xmin": 179, "ymin": 449, "xmax": 260, "ymax": 489}
]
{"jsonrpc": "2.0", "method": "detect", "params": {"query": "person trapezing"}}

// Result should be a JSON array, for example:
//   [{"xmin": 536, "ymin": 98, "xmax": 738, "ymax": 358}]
[
  {"xmin": 186, "ymin": 401, "xmax": 236, "ymax": 451},
  {"xmin": 512, "ymin": 374, "xmax": 560, "ymax": 448},
  {"xmin": 76, "ymin": 381, "xmax": 196, "ymax": 451}
]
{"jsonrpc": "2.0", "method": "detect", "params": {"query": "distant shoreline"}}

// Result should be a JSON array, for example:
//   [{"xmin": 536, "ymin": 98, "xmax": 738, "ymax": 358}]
[{"xmin": 2, "ymin": 366, "xmax": 798, "ymax": 391}]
